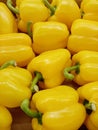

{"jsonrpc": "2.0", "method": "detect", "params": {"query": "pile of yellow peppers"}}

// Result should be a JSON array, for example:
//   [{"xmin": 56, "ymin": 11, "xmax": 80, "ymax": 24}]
[{"xmin": 1, "ymin": 0, "xmax": 98, "ymax": 130}]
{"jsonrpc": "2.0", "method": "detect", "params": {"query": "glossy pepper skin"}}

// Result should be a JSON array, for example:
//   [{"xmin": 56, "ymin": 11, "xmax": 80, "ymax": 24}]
[
  {"xmin": 7, "ymin": 0, "xmax": 50, "ymax": 33},
  {"xmin": 63, "ymin": 50, "xmax": 98, "ymax": 85},
  {"xmin": 0, "ymin": 33, "xmax": 35, "ymax": 67},
  {"xmin": 81, "ymin": 0, "xmax": 98, "ymax": 21},
  {"xmin": 0, "ymin": 105, "xmax": 12, "ymax": 130},
  {"xmin": 44, "ymin": 0, "xmax": 81, "ymax": 29},
  {"xmin": 18, "ymin": 19, "xmax": 28, "ymax": 33},
  {"xmin": 19, "ymin": 0, "xmax": 50, "ymax": 23},
  {"xmin": 32, "ymin": 21, "xmax": 69, "ymax": 54},
  {"xmin": 77, "ymin": 81, "xmax": 98, "ymax": 130},
  {"xmin": 67, "ymin": 19, "xmax": 98, "ymax": 54},
  {"xmin": 0, "ymin": 33, "xmax": 32, "ymax": 46},
  {"xmin": 0, "ymin": 63, "xmax": 32, "ymax": 108},
  {"xmin": 16, "ymin": 0, "xmax": 23, "ymax": 7},
  {"xmin": 21, "ymin": 85, "xmax": 86, "ymax": 130},
  {"xmin": 0, "ymin": 2, "xmax": 17, "ymax": 34},
  {"xmin": 27, "ymin": 49, "xmax": 71, "ymax": 89}
]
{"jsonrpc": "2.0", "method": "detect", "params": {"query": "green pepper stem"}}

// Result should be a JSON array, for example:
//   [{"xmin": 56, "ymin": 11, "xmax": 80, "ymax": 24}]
[
  {"xmin": 20, "ymin": 99, "xmax": 42, "ymax": 124},
  {"xmin": 83, "ymin": 99, "xmax": 96, "ymax": 111},
  {"xmin": 27, "ymin": 21, "xmax": 33, "ymax": 38},
  {"xmin": 0, "ymin": 60, "xmax": 17, "ymax": 70},
  {"xmin": 63, "ymin": 63, "xmax": 80, "ymax": 80},
  {"xmin": 6, "ymin": 0, "xmax": 19, "ymax": 14},
  {"xmin": 30, "ymin": 71, "xmax": 43, "ymax": 92},
  {"xmin": 81, "ymin": 9, "xmax": 84, "ymax": 18},
  {"xmin": 42, "ymin": 0, "xmax": 56, "ymax": 15}
]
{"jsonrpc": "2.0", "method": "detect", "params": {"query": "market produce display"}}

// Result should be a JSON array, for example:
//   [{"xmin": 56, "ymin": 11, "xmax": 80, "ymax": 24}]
[{"xmin": 1, "ymin": 0, "xmax": 98, "ymax": 130}]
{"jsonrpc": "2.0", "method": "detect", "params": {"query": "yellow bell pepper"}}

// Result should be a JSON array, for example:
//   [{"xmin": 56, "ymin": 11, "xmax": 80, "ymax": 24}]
[
  {"xmin": 0, "ymin": 60, "xmax": 32, "ymax": 108},
  {"xmin": 77, "ymin": 81, "xmax": 98, "ymax": 130},
  {"xmin": 67, "ymin": 19, "xmax": 98, "ymax": 54},
  {"xmin": 63, "ymin": 50, "xmax": 98, "ymax": 85},
  {"xmin": 19, "ymin": 0, "xmax": 50, "ymax": 23},
  {"xmin": 7, "ymin": 0, "xmax": 50, "ymax": 21},
  {"xmin": 21, "ymin": 85, "xmax": 86, "ymax": 130},
  {"xmin": 0, "ymin": 2, "xmax": 17, "ymax": 34},
  {"xmin": 0, "ymin": 105, "xmax": 12, "ymax": 130},
  {"xmin": 27, "ymin": 49, "xmax": 71, "ymax": 89},
  {"xmin": 7, "ymin": 0, "xmax": 50, "ymax": 34},
  {"xmin": 0, "ymin": 33, "xmax": 35, "ymax": 67},
  {"xmin": 0, "ymin": 33, "xmax": 32, "ymax": 46},
  {"xmin": 43, "ymin": 0, "xmax": 81, "ymax": 29},
  {"xmin": 81, "ymin": 0, "xmax": 98, "ymax": 21},
  {"xmin": 0, "ymin": 45, "xmax": 34, "ymax": 67},
  {"xmin": 32, "ymin": 21, "xmax": 69, "ymax": 54}
]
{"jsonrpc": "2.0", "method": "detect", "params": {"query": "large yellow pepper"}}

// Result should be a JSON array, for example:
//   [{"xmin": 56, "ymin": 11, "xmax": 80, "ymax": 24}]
[
  {"xmin": 0, "ymin": 33, "xmax": 35, "ymax": 67},
  {"xmin": 81, "ymin": 0, "xmax": 98, "ymax": 21},
  {"xmin": 77, "ymin": 81, "xmax": 98, "ymax": 130},
  {"xmin": 63, "ymin": 50, "xmax": 98, "ymax": 85},
  {"xmin": 43, "ymin": 0, "xmax": 81, "ymax": 29},
  {"xmin": 27, "ymin": 49, "xmax": 72, "ymax": 89},
  {"xmin": 0, "ymin": 33, "xmax": 32, "ymax": 46},
  {"xmin": 67, "ymin": 19, "xmax": 98, "ymax": 54},
  {"xmin": 0, "ymin": 105, "xmax": 12, "ymax": 130},
  {"xmin": 0, "ymin": 60, "xmax": 32, "ymax": 108},
  {"xmin": 7, "ymin": 0, "xmax": 50, "ymax": 34},
  {"xmin": 21, "ymin": 85, "xmax": 86, "ymax": 130},
  {"xmin": 7, "ymin": 0, "xmax": 50, "ymax": 22},
  {"xmin": 19, "ymin": 0, "xmax": 50, "ymax": 23},
  {"xmin": 0, "ymin": 2, "xmax": 17, "ymax": 34},
  {"xmin": 32, "ymin": 21, "xmax": 69, "ymax": 54}
]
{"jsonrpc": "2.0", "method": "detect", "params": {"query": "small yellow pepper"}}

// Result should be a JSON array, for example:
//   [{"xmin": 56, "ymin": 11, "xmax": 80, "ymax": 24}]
[
  {"xmin": 0, "ymin": 33, "xmax": 35, "ymax": 67},
  {"xmin": 0, "ymin": 2, "xmax": 17, "ymax": 34},
  {"xmin": 18, "ymin": 19, "xmax": 28, "ymax": 33},
  {"xmin": 27, "ymin": 49, "xmax": 72, "ymax": 89},
  {"xmin": 67, "ymin": 19, "xmax": 98, "ymax": 54},
  {"xmin": 81, "ymin": 0, "xmax": 98, "ymax": 21},
  {"xmin": 63, "ymin": 50, "xmax": 98, "ymax": 85},
  {"xmin": 0, "ymin": 105, "xmax": 12, "ymax": 130},
  {"xmin": 21, "ymin": 85, "xmax": 86, "ymax": 130},
  {"xmin": 32, "ymin": 21, "xmax": 69, "ymax": 54},
  {"xmin": 0, "ymin": 60, "xmax": 32, "ymax": 108},
  {"xmin": 43, "ymin": 0, "xmax": 81, "ymax": 29},
  {"xmin": 77, "ymin": 81, "xmax": 98, "ymax": 130}
]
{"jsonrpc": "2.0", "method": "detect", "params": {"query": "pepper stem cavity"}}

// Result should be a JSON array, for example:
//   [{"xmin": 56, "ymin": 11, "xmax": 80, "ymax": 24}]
[
  {"xmin": 30, "ymin": 71, "xmax": 43, "ymax": 92},
  {"xmin": 83, "ymin": 99, "xmax": 96, "ymax": 111},
  {"xmin": 27, "ymin": 21, "xmax": 33, "ymax": 38},
  {"xmin": 42, "ymin": 0, "xmax": 56, "ymax": 15},
  {"xmin": 6, "ymin": 0, "xmax": 19, "ymax": 14},
  {"xmin": 0, "ymin": 60, "xmax": 17, "ymax": 70},
  {"xmin": 63, "ymin": 63, "xmax": 80, "ymax": 80},
  {"xmin": 20, "ymin": 99, "xmax": 42, "ymax": 124}
]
